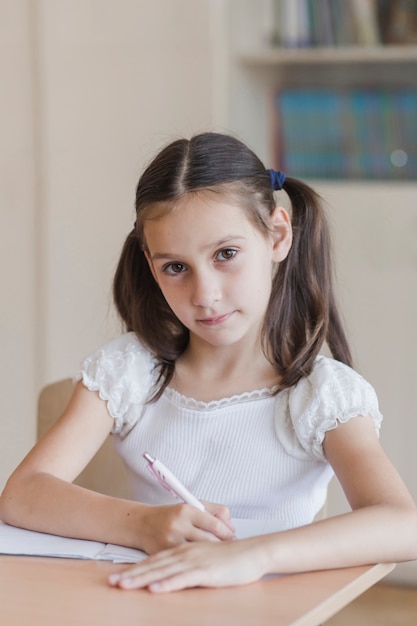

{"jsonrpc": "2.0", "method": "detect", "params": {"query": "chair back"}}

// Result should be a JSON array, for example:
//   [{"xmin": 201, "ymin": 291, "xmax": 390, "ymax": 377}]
[{"xmin": 38, "ymin": 379, "xmax": 129, "ymax": 498}]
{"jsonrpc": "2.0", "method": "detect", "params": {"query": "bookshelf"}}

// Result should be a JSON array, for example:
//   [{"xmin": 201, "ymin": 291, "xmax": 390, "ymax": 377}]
[
  {"xmin": 240, "ymin": 44, "xmax": 417, "ymax": 66},
  {"xmin": 227, "ymin": 1, "xmax": 417, "ymax": 176}
]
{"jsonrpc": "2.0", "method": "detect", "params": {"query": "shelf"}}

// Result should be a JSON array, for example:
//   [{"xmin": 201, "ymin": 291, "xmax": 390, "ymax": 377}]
[
  {"xmin": 227, "ymin": 2, "xmax": 417, "ymax": 176},
  {"xmin": 240, "ymin": 45, "xmax": 417, "ymax": 67}
]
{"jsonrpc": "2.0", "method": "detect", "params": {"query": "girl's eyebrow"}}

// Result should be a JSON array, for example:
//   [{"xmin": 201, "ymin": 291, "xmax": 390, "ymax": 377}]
[{"xmin": 150, "ymin": 235, "xmax": 247, "ymax": 261}]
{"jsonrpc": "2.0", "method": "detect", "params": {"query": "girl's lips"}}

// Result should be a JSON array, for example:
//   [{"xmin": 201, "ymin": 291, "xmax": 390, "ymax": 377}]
[{"xmin": 197, "ymin": 311, "xmax": 234, "ymax": 326}]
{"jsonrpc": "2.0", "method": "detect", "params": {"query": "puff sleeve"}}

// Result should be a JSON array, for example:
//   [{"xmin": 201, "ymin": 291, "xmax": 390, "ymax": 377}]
[
  {"xmin": 76, "ymin": 333, "xmax": 156, "ymax": 435},
  {"xmin": 274, "ymin": 356, "xmax": 383, "ymax": 462}
]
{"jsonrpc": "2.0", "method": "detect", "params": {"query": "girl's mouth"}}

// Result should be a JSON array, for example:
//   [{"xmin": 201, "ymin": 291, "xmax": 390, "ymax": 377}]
[{"xmin": 197, "ymin": 311, "xmax": 235, "ymax": 326}]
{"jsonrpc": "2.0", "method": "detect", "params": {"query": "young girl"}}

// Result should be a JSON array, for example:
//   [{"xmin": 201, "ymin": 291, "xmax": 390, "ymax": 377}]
[{"xmin": 1, "ymin": 132, "xmax": 416, "ymax": 591}]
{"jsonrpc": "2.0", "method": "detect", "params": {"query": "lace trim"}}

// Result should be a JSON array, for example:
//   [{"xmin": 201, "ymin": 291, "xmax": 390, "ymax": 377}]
[
  {"xmin": 76, "ymin": 370, "xmax": 127, "ymax": 422},
  {"xmin": 164, "ymin": 385, "xmax": 279, "ymax": 411},
  {"xmin": 312, "ymin": 408, "xmax": 382, "ymax": 461}
]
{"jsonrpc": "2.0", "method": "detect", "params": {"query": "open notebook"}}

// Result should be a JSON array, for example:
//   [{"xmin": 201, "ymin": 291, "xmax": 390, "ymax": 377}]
[{"xmin": 0, "ymin": 519, "xmax": 285, "ymax": 563}]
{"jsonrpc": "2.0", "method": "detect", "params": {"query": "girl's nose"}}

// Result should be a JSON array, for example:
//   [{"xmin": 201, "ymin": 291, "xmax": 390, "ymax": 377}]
[{"xmin": 191, "ymin": 272, "xmax": 221, "ymax": 308}]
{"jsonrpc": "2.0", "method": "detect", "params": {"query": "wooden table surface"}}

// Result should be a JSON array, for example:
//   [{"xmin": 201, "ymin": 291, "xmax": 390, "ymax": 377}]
[{"xmin": 0, "ymin": 555, "xmax": 394, "ymax": 626}]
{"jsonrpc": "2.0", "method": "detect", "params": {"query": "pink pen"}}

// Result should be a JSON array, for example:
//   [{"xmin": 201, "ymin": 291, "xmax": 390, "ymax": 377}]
[{"xmin": 143, "ymin": 452, "xmax": 206, "ymax": 512}]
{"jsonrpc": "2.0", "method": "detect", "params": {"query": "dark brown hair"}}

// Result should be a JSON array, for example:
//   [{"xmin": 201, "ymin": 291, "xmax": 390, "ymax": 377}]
[{"xmin": 113, "ymin": 132, "xmax": 352, "ymax": 399}]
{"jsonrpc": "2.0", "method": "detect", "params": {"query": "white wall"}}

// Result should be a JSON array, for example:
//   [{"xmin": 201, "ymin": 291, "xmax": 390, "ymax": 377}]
[
  {"xmin": 0, "ymin": 0, "xmax": 222, "ymax": 488},
  {"xmin": 0, "ymin": 1, "xmax": 38, "ymax": 487},
  {"xmin": 320, "ymin": 182, "xmax": 417, "ymax": 585}
]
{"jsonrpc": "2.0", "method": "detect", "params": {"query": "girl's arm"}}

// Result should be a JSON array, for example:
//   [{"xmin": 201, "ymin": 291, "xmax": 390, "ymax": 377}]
[
  {"xmin": 109, "ymin": 415, "xmax": 417, "ymax": 591},
  {"xmin": 0, "ymin": 382, "xmax": 234, "ymax": 553}
]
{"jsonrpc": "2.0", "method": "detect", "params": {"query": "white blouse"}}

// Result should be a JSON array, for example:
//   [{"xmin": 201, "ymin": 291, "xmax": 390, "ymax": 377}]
[{"xmin": 77, "ymin": 333, "xmax": 382, "ymax": 529}]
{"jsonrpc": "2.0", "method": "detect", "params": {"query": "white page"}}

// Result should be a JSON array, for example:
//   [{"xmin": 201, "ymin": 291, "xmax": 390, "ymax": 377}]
[
  {"xmin": 0, "ymin": 521, "xmax": 146, "ymax": 562},
  {"xmin": 0, "ymin": 521, "xmax": 106, "ymax": 559},
  {"xmin": 97, "ymin": 543, "xmax": 147, "ymax": 563}
]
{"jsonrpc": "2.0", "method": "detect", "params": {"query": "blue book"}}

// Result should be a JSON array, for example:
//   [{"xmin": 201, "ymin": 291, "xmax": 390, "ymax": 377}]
[{"xmin": 274, "ymin": 87, "xmax": 417, "ymax": 180}]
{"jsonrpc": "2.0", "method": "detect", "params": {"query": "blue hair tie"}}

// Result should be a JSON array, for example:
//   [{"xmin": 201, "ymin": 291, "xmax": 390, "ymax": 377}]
[{"xmin": 269, "ymin": 169, "xmax": 286, "ymax": 191}]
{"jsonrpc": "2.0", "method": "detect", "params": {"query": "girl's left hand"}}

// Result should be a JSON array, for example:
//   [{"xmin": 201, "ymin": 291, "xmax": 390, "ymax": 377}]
[{"xmin": 108, "ymin": 537, "xmax": 269, "ymax": 592}]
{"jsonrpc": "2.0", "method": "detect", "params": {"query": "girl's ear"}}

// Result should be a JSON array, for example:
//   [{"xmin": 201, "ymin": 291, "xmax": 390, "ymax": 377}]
[{"xmin": 270, "ymin": 206, "xmax": 292, "ymax": 262}]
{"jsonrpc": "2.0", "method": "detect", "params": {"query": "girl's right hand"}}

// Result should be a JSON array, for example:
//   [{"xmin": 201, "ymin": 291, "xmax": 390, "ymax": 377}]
[{"xmin": 137, "ymin": 502, "xmax": 235, "ymax": 554}]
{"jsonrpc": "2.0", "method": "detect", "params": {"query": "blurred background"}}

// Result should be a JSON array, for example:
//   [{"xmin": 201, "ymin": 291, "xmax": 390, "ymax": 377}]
[{"xmin": 1, "ymin": 0, "xmax": 416, "ymax": 588}]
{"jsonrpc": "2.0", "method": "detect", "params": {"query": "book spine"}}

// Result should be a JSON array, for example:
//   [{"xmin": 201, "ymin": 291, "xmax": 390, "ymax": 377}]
[{"xmin": 350, "ymin": 0, "xmax": 380, "ymax": 45}]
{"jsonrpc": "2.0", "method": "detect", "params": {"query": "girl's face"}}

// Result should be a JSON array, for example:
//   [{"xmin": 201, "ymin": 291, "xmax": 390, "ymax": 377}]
[{"xmin": 143, "ymin": 193, "xmax": 291, "ymax": 350}]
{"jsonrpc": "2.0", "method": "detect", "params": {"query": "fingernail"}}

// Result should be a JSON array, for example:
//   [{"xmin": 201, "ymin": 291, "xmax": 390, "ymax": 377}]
[{"xmin": 108, "ymin": 573, "xmax": 121, "ymax": 584}]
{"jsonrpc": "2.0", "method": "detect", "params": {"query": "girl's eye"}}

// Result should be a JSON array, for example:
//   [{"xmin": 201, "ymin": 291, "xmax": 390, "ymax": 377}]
[
  {"xmin": 216, "ymin": 248, "xmax": 237, "ymax": 261},
  {"xmin": 164, "ymin": 263, "xmax": 186, "ymax": 275}
]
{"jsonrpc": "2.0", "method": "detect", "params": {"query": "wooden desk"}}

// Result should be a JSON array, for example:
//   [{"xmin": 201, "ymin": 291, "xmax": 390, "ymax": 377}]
[{"xmin": 0, "ymin": 556, "xmax": 394, "ymax": 626}]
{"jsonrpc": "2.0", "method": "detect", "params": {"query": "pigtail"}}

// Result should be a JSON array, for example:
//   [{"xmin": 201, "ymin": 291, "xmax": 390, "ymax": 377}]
[
  {"xmin": 327, "ymin": 291, "xmax": 353, "ymax": 367},
  {"xmin": 113, "ymin": 229, "xmax": 189, "ymax": 397},
  {"xmin": 113, "ymin": 229, "xmax": 144, "ymax": 332},
  {"xmin": 264, "ymin": 177, "xmax": 352, "ymax": 388}
]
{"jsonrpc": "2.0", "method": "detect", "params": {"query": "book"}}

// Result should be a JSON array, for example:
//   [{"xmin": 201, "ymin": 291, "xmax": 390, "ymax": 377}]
[
  {"xmin": 272, "ymin": 0, "xmax": 314, "ymax": 48},
  {"xmin": 350, "ymin": 0, "xmax": 380, "ymax": 45},
  {"xmin": 0, "ymin": 521, "xmax": 146, "ymax": 563},
  {"xmin": 271, "ymin": 0, "xmax": 417, "ymax": 47},
  {"xmin": 309, "ymin": 0, "xmax": 336, "ymax": 46},
  {"xmin": 384, "ymin": 0, "xmax": 417, "ymax": 44}
]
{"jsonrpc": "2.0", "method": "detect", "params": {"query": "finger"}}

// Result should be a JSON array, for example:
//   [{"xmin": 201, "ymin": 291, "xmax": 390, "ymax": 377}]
[
  {"xmin": 109, "ymin": 545, "xmax": 190, "ymax": 582},
  {"xmin": 202, "ymin": 501, "xmax": 231, "ymax": 520},
  {"xmin": 202, "ymin": 502, "xmax": 235, "ymax": 534},
  {"xmin": 146, "ymin": 504, "xmax": 232, "ymax": 549},
  {"xmin": 215, "ymin": 514, "xmax": 235, "ymax": 535},
  {"xmin": 147, "ymin": 569, "xmax": 207, "ymax": 593},
  {"xmin": 184, "ymin": 526, "xmax": 222, "ymax": 543},
  {"xmin": 109, "ymin": 554, "xmax": 196, "ymax": 590},
  {"xmin": 195, "ymin": 510, "xmax": 235, "ymax": 540},
  {"xmin": 122, "ymin": 561, "xmax": 212, "ymax": 593},
  {"xmin": 162, "ymin": 507, "xmax": 225, "ymax": 543}
]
